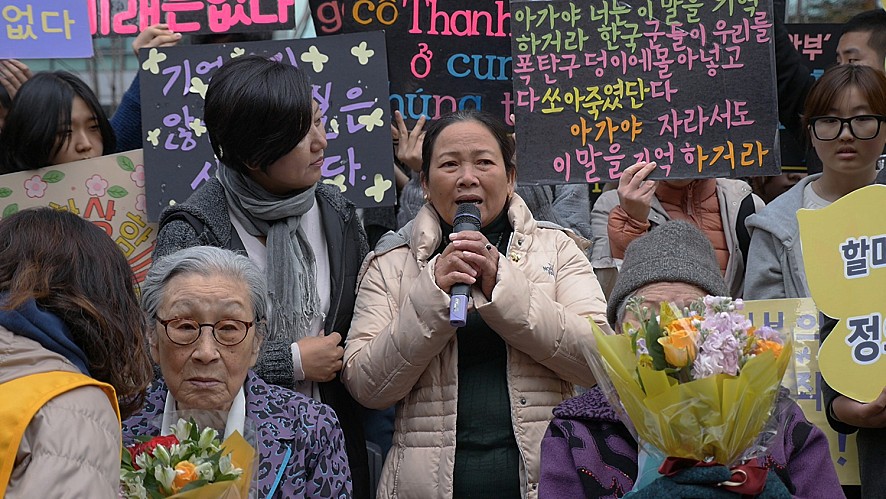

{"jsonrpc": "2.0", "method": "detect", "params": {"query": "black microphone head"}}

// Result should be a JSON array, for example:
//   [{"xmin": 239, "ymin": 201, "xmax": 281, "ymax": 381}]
[{"xmin": 453, "ymin": 202, "xmax": 481, "ymax": 230}]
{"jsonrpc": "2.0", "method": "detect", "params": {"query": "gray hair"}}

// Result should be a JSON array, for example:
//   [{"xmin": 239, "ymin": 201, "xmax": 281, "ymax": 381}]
[{"xmin": 141, "ymin": 246, "xmax": 268, "ymax": 336}]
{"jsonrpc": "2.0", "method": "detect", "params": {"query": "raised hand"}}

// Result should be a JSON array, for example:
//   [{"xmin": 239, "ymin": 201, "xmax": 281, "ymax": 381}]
[
  {"xmin": 435, "ymin": 231, "xmax": 500, "ymax": 300},
  {"xmin": 617, "ymin": 161, "xmax": 658, "ymax": 222},
  {"xmin": 0, "ymin": 59, "xmax": 32, "ymax": 100},
  {"xmin": 392, "ymin": 110, "xmax": 426, "ymax": 173},
  {"xmin": 132, "ymin": 23, "xmax": 182, "ymax": 57}
]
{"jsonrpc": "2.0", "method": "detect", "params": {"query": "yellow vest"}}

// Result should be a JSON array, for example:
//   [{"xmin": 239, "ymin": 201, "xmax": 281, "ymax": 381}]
[{"xmin": 0, "ymin": 371, "xmax": 119, "ymax": 496}]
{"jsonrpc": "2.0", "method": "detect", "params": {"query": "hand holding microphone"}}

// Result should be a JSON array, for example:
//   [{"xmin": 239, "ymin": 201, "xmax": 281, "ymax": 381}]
[
  {"xmin": 448, "ymin": 203, "xmax": 481, "ymax": 327},
  {"xmin": 434, "ymin": 203, "xmax": 501, "ymax": 327}
]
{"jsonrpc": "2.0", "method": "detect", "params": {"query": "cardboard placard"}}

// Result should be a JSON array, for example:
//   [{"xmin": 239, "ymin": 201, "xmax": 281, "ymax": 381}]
[
  {"xmin": 88, "ymin": 0, "xmax": 295, "ymax": 37},
  {"xmin": 743, "ymin": 298, "xmax": 859, "ymax": 486},
  {"xmin": 139, "ymin": 32, "xmax": 395, "ymax": 220},
  {"xmin": 799, "ymin": 185, "xmax": 886, "ymax": 404},
  {"xmin": 337, "ymin": 0, "xmax": 514, "ymax": 127},
  {"xmin": 511, "ymin": 0, "xmax": 781, "ymax": 184},
  {"xmin": 0, "ymin": 151, "xmax": 156, "ymax": 285},
  {"xmin": 1, "ymin": 0, "xmax": 93, "ymax": 58}
]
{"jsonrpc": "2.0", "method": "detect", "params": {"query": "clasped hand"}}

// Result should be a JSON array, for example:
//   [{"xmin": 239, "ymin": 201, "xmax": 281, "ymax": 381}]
[{"xmin": 434, "ymin": 231, "xmax": 500, "ymax": 301}]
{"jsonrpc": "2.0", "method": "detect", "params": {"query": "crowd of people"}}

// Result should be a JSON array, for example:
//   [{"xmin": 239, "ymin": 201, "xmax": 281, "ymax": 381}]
[{"xmin": 0, "ymin": 6, "xmax": 885, "ymax": 499}]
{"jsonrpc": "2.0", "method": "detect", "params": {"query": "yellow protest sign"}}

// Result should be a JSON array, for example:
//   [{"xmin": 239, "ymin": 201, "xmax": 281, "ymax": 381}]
[
  {"xmin": 742, "ymin": 298, "xmax": 859, "ymax": 486},
  {"xmin": 798, "ymin": 184, "xmax": 886, "ymax": 403},
  {"xmin": 0, "ymin": 151, "xmax": 156, "ymax": 285}
]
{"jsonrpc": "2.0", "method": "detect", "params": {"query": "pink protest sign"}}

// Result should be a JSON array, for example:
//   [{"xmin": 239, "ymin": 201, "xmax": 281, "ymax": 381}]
[{"xmin": 88, "ymin": 0, "xmax": 296, "ymax": 37}]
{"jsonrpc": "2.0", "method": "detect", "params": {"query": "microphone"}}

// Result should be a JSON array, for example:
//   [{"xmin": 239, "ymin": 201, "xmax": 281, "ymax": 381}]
[{"xmin": 449, "ymin": 202, "xmax": 481, "ymax": 327}]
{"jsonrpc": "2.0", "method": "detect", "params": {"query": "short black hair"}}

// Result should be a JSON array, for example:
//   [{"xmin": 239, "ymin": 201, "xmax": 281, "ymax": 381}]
[
  {"xmin": 0, "ymin": 71, "xmax": 115, "ymax": 173},
  {"xmin": 843, "ymin": 9, "xmax": 886, "ymax": 62},
  {"xmin": 420, "ymin": 109, "xmax": 516, "ymax": 180},
  {"xmin": 203, "ymin": 55, "xmax": 313, "ymax": 175}
]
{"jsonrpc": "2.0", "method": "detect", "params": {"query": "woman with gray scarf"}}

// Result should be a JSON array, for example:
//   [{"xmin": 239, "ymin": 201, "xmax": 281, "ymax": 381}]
[{"xmin": 152, "ymin": 55, "xmax": 370, "ymax": 498}]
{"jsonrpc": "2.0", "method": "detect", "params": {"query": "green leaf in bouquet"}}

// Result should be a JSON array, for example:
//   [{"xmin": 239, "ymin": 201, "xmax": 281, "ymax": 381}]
[
  {"xmin": 189, "ymin": 418, "xmax": 201, "ymax": 441},
  {"xmin": 122, "ymin": 447, "xmax": 133, "ymax": 467},
  {"xmin": 644, "ymin": 318, "xmax": 668, "ymax": 371},
  {"xmin": 179, "ymin": 479, "xmax": 211, "ymax": 492}
]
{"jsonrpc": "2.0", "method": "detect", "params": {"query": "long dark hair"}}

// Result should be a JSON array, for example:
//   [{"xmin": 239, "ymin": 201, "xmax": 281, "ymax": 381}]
[
  {"xmin": 0, "ymin": 72, "xmax": 115, "ymax": 173},
  {"xmin": 0, "ymin": 208, "xmax": 152, "ymax": 418}
]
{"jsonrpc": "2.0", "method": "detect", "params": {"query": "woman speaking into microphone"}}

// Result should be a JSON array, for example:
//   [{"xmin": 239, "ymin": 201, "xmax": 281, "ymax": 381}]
[{"xmin": 342, "ymin": 110, "xmax": 611, "ymax": 499}]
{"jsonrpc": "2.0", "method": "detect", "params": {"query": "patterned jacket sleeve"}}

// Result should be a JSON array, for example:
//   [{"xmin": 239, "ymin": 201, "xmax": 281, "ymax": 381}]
[{"xmin": 303, "ymin": 405, "xmax": 352, "ymax": 498}]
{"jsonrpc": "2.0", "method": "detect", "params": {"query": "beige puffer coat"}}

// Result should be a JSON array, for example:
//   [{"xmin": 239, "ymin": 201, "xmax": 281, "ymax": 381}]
[
  {"xmin": 342, "ymin": 195, "xmax": 611, "ymax": 499},
  {"xmin": 0, "ymin": 326, "xmax": 121, "ymax": 498}
]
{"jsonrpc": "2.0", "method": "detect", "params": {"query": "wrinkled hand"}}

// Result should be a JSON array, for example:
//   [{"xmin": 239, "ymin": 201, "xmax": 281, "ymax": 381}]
[
  {"xmin": 617, "ymin": 161, "xmax": 658, "ymax": 222},
  {"xmin": 0, "ymin": 59, "xmax": 32, "ymax": 100},
  {"xmin": 391, "ymin": 110, "xmax": 425, "ymax": 173},
  {"xmin": 132, "ymin": 23, "xmax": 182, "ymax": 57},
  {"xmin": 832, "ymin": 386, "xmax": 886, "ymax": 428},
  {"xmin": 297, "ymin": 331, "xmax": 344, "ymax": 382},
  {"xmin": 434, "ymin": 231, "xmax": 499, "ymax": 300}
]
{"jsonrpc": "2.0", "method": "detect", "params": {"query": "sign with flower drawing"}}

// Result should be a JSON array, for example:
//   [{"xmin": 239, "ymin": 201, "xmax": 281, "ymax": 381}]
[{"xmin": 0, "ymin": 150, "xmax": 156, "ymax": 285}]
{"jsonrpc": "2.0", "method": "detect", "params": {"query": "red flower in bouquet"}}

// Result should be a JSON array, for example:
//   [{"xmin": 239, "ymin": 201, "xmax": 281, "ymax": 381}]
[{"xmin": 127, "ymin": 435, "xmax": 180, "ymax": 469}]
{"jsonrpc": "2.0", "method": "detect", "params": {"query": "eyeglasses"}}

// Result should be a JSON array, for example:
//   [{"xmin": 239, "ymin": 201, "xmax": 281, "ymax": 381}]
[
  {"xmin": 157, "ymin": 317, "xmax": 255, "ymax": 346},
  {"xmin": 809, "ymin": 115, "xmax": 886, "ymax": 141}
]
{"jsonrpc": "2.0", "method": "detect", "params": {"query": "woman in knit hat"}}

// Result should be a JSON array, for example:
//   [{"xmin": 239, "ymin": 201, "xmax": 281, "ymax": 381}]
[{"xmin": 538, "ymin": 220, "xmax": 841, "ymax": 499}]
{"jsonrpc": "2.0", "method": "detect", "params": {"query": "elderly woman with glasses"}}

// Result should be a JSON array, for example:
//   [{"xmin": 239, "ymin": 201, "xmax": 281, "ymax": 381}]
[{"xmin": 121, "ymin": 246, "xmax": 351, "ymax": 498}]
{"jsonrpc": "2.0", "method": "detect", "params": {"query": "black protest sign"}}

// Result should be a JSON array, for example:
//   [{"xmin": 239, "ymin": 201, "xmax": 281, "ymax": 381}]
[
  {"xmin": 90, "ymin": 0, "xmax": 295, "ymax": 37},
  {"xmin": 139, "ymin": 32, "xmax": 395, "ymax": 220},
  {"xmin": 338, "ymin": 0, "xmax": 514, "ymax": 126},
  {"xmin": 511, "ymin": 0, "xmax": 781, "ymax": 184},
  {"xmin": 786, "ymin": 23, "xmax": 840, "ymax": 74},
  {"xmin": 308, "ymin": 0, "xmax": 345, "ymax": 34}
]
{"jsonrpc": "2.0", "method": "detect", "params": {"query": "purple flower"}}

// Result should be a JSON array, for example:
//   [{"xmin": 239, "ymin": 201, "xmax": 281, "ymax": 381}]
[
  {"xmin": 692, "ymin": 329, "xmax": 742, "ymax": 378},
  {"xmin": 753, "ymin": 326, "xmax": 782, "ymax": 343},
  {"xmin": 636, "ymin": 337, "xmax": 649, "ymax": 356}
]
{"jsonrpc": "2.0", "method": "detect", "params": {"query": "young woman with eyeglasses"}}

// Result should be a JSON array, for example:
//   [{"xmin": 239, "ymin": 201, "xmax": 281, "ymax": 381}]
[{"xmin": 744, "ymin": 64, "xmax": 886, "ymax": 301}]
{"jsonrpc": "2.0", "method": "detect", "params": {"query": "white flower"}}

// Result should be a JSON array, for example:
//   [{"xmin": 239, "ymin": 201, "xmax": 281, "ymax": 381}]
[
  {"xmin": 120, "ymin": 477, "xmax": 149, "ymax": 499},
  {"xmin": 154, "ymin": 465, "xmax": 177, "ymax": 490},
  {"xmin": 171, "ymin": 419, "xmax": 193, "ymax": 440},
  {"xmin": 195, "ymin": 461, "xmax": 215, "ymax": 481},
  {"xmin": 218, "ymin": 454, "xmax": 242, "ymax": 477},
  {"xmin": 153, "ymin": 444, "xmax": 172, "ymax": 466},
  {"xmin": 198, "ymin": 427, "xmax": 218, "ymax": 449}
]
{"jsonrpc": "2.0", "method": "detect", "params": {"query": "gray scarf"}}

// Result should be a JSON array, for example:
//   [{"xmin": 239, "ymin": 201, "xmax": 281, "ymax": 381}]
[{"xmin": 217, "ymin": 166, "xmax": 321, "ymax": 345}]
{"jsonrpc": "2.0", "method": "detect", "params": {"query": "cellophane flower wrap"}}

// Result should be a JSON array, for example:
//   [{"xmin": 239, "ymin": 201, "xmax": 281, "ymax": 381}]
[
  {"xmin": 120, "ymin": 418, "xmax": 256, "ymax": 499},
  {"xmin": 589, "ymin": 296, "xmax": 792, "ymax": 465}
]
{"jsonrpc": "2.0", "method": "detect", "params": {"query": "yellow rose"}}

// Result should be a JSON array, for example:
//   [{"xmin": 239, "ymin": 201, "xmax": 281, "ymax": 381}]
[
  {"xmin": 659, "ymin": 317, "xmax": 700, "ymax": 367},
  {"xmin": 172, "ymin": 461, "xmax": 198, "ymax": 492}
]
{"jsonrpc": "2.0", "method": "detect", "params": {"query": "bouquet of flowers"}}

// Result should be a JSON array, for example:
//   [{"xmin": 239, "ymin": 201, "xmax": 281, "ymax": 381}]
[
  {"xmin": 120, "ymin": 418, "xmax": 255, "ymax": 499},
  {"xmin": 590, "ymin": 296, "xmax": 791, "ymax": 468}
]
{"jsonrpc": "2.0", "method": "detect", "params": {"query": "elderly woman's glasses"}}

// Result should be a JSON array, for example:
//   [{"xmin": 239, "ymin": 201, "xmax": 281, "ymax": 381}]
[
  {"xmin": 157, "ymin": 317, "xmax": 254, "ymax": 346},
  {"xmin": 809, "ymin": 115, "xmax": 886, "ymax": 141}
]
